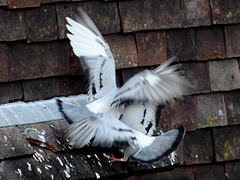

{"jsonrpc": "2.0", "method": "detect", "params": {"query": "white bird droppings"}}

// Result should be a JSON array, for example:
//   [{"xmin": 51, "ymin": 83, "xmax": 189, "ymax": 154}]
[
  {"xmin": 27, "ymin": 162, "xmax": 32, "ymax": 171},
  {"xmin": 15, "ymin": 168, "xmax": 22, "ymax": 176},
  {"xmin": 36, "ymin": 167, "xmax": 42, "ymax": 174},
  {"xmin": 95, "ymin": 172, "xmax": 100, "ymax": 179},
  {"xmin": 56, "ymin": 157, "xmax": 64, "ymax": 166},
  {"xmin": 64, "ymin": 169, "xmax": 71, "ymax": 179}
]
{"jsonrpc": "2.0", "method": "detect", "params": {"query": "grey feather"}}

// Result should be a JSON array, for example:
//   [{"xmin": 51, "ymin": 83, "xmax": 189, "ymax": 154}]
[{"xmin": 131, "ymin": 126, "xmax": 186, "ymax": 163}]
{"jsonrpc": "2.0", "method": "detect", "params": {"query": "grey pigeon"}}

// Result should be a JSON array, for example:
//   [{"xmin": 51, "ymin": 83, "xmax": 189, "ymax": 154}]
[{"xmin": 57, "ymin": 8, "xmax": 190, "ymax": 163}]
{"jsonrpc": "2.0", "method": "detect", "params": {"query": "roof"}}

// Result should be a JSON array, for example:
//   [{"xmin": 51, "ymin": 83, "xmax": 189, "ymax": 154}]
[{"xmin": 0, "ymin": 0, "xmax": 240, "ymax": 179}]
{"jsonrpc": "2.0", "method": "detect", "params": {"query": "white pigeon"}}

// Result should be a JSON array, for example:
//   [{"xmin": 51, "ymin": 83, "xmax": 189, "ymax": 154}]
[{"xmin": 57, "ymin": 8, "xmax": 190, "ymax": 163}]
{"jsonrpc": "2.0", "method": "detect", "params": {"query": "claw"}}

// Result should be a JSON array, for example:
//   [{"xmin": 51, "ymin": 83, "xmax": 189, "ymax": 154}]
[{"xmin": 107, "ymin": 154, "xmax": 121, "ymax": 162}]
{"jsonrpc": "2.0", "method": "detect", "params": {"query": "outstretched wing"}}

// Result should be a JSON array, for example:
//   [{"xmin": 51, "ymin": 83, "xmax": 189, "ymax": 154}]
[
  {"xmin": 120, "ymin": 103, "xmax": 157, "ymax": 136},
  {"xmin": 61, "ymin": 113, "xmax": 139, "ymax": 149},
  {"xmin": 57, "ymin": 99, "xmax": 94, "ymax": 124},
  {"xmin": 111, "ymin": 56, "xmax": 191, "ymax": 107},
  {"xmin": 66, "ymin": 9, "xmax": 117, "ymax": 101}
]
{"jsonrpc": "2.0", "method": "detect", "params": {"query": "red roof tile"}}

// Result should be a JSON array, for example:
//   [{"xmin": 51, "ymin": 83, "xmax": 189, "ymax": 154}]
[
  {"xmin": 209, "ymin": 59, "xmax": 240, "ymax": 91},
  {"xmin": 213, "ymin": 126, "xmax": 240, "ymax": 162},
  {"xmin": 136, "ymin": 31, "xmax": 167, "ymax": 66},
  {"xmin": 87, "ymin": 1, "xmax": 120, "ymax": 34},
  {"xmin": 195, "ymin": 27, "xmax": 225, "ymax": 60},
  {"xmin": 24, "ymin": 4, "xmax": 58, "ymax": 42},
  {"xmin": 105, "ymin": 34, "xmax": 138, "ymax": 69},
  {"xmin": 182, "ymin": 0, "xmax": 211, "ymax": 27},
  {"xmin": 183, "ymin": 129, "xmax": 213, "ymax": 165},
  {"xmin": 160, "ymin": 96, "xmax": 198, "ymax": 131},
  {"xmin": 54, "ymin": 75, "xmax": 86, "ymax": 96},
  {"xmin": 56, "ymin": 2, "xmax": 86, "ymax": 39},
  {"xmin": 0, "ymin": 43, "xmax": 8, "ymax": 82},
  {"xmin": 0, "ymin": 8, "xmax": 26, "ymax": 41},
  {"xmin": 22, "ymin": 78, "xmax": 55, "ymax": 101},
  {"xmin": 210, "ymin": 0, "xmax": 240, "ymax": 24},
  {"xmin": 225, "ymin": 161, "xmax": 240, "ymax": 180},
  {"xmin": 166, "ymin": 29, "xmax": 195, "ymax": 61},
  {"xmin": 225, "ymin": 24, "xmax": 240, "ymax": 58},
  {"xmin": 119, "ymin": 0, "xmax": 182, "ymax": 32},
  {"xmin": 0, "ymin": 0, "xmax": 239, "ymax": 178},
  {"xmin": 8, "ymin": 0, "xmax": 41, "ymax": 9},
  {"xmin": 224, "ymin": 91, "xmax": 240, "ymax": 125},
  {"xmin": 196, "ymin": 93, "xmax": 227, "ymax": 128},
  {"xmin": 181, "ymin": 61, "xmax": 211, "ymax": 94},
  {"xmin": 194, "ymin": 163, "xmax": 226, "ymax": 180}
]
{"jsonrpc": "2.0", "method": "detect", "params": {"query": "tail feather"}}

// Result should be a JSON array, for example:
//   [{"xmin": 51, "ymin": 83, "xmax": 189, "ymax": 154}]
[{"xmin": 131, "ymin": 126, "xmax": 186, "ymax": 163}]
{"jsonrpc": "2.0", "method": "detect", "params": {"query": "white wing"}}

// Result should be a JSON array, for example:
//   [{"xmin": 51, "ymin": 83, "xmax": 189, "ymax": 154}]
[
  {"xmin": 111, "ymin": 56, "xmax": 191, "ymax": 107},
  {"xmin": 61, "ymin": 113, "xmax": 139, "ymax": 149},
  {"xmin": 120, "ymin": 103, "xmax": 157, "ymax": 136},
  {"xmin": 66, "ymin": 9, "xmax": 117, "ymax": 101}
]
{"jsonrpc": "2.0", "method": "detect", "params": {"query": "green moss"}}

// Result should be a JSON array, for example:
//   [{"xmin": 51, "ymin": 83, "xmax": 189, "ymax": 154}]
[
  {"xmin": 60, "ymin": 29, "xmax": 65, "ymax": 37},
  {"xmin": 39, "ymin": 26, "xmax": 55, "ymax": 36},
  {"xmin": 223, "ymin": 152, "xmax": 229, "ymax": 159},
  {"xmin": 227, "ymin": 11, "xmax": 233, "ymax": 18},
  {"xmin": 103, "ymin": 17, "xmax": 111, "ymax": 24},
  {"xmin": 223, "ymin": 140, "xmax": 234, "ymax": 159},
  {"xmin": 123, "ymin": 19, "xmax": 129, "ymax": 30},
  {"xmin": 207, "ymin": 117, "xmax": 213, "ymax": 126}
]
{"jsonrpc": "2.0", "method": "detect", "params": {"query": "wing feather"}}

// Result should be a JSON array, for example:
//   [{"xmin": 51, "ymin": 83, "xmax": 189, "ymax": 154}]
[
  {"xmin": 111, "ymin": 57, "xmax": 191, "ymax": 107},
  {"xmin": 61, "ymin": 113, "xmax": 139, "ymax": 149},
  {"xmin": 66, "ymin": 9, "xmax": 117, "ymax": 101},
  {"xmin": 120, "ymin": 103, "xmax": 157, "ymax": 136}
]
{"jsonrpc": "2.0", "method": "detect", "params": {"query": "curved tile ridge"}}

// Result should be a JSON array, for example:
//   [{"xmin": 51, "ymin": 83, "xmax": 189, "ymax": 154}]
[{"xmin": 0, "ymin": 94, "xmax": 89, "ymax": 127}]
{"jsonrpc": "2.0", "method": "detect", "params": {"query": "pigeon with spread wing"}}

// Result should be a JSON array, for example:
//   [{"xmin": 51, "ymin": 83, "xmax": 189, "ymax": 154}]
[{"xmin": 57, "ymin": 8, "xmax": 190, "ymax": 163}]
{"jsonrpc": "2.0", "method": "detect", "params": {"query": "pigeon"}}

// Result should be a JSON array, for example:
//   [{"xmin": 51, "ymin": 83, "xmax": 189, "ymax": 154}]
[{"xmin": 57, "ymin": 8, "xmax": 190, "ymax": 163}]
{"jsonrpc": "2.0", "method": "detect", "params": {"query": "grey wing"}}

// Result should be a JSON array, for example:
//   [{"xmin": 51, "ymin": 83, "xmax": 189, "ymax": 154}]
[
  {"xmin": 131, "ymin": 126, "xmax": 186, "ymax": 163},
  {"xmin": 111, "ymin": 56, "xmax": 191, "ymax": 107},
  {"xmin": 66, "ymin": 9, "xmax": 117, "ymax": 101},
  {"xmin": 61, "ymin": 113, "xmax": 139, "ymax": 149},
  {"xmin": 120, "ymin": 103, "xmax": 157, "ymax": 136},
  {"xmin": 57, "ymin": 99, "xmax": 94, "ymax": 124}
]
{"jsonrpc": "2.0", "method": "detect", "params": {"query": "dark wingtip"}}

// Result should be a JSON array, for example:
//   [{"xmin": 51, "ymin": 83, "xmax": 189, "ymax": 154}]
[{"xmin": 56, "ymin": 99, "xmax": 73, "ymax": 124}]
